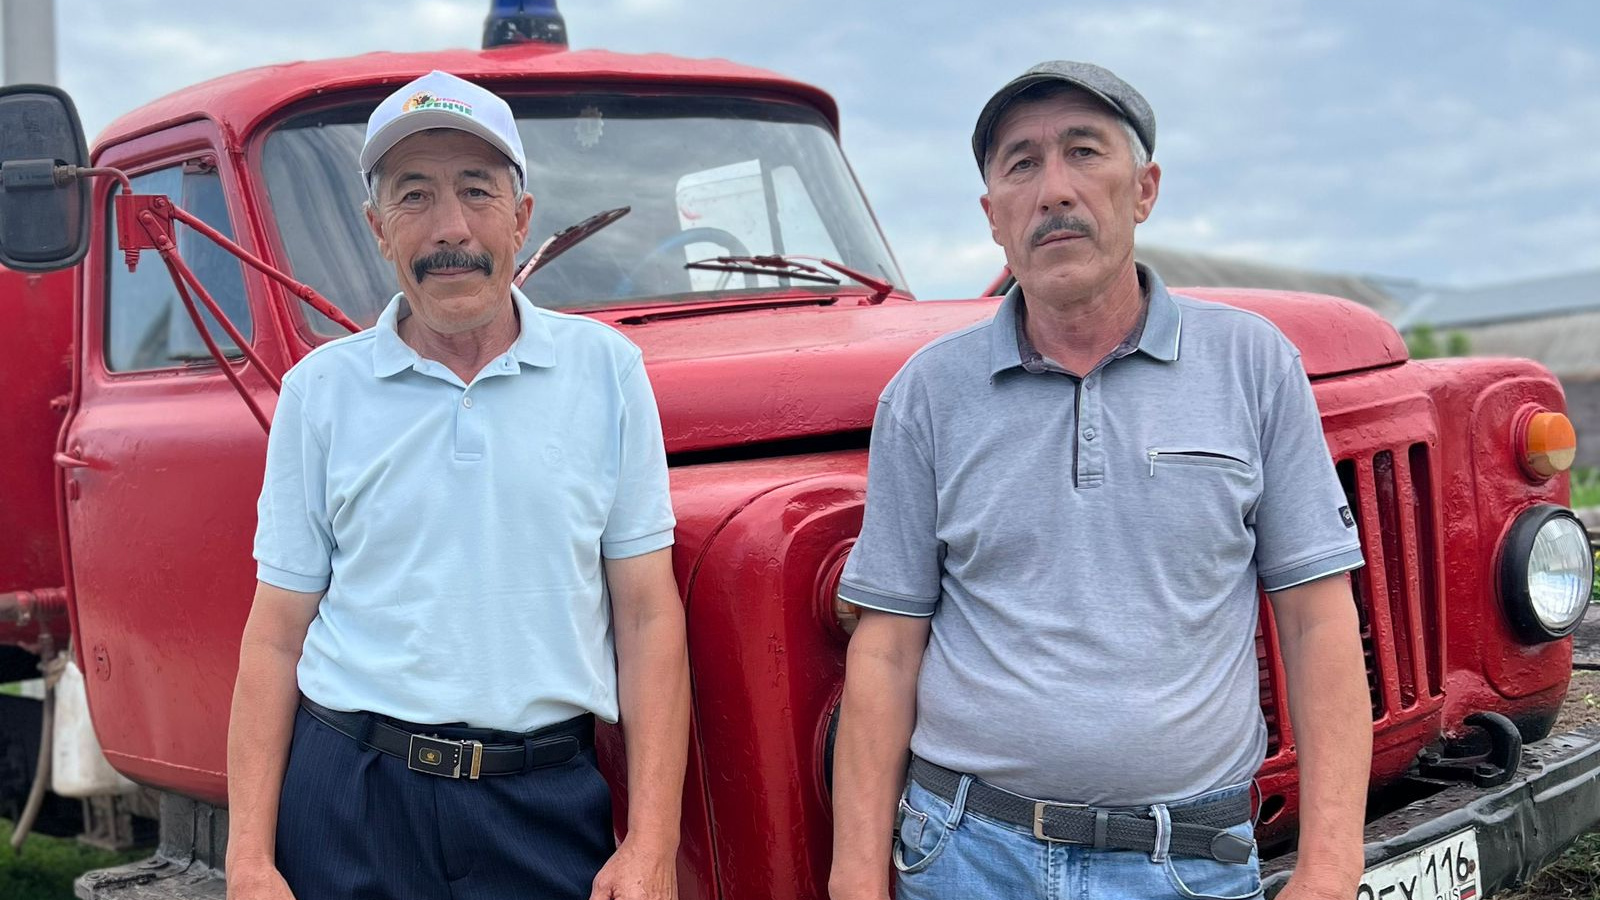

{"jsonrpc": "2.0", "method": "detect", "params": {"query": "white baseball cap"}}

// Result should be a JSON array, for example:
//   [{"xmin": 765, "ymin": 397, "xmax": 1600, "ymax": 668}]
[{"xmin": 360, "ymin": 70, "xmax": 527, "ymax": 193}]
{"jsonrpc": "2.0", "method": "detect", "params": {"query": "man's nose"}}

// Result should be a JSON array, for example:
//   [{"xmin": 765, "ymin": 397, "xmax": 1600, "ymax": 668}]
[
  {"xmin": 430, "ymin": 193, "xmax": 472, "ymax": 244},
  {"xmin": 1036, "ymin": 155, "xmax": 1078, "ymax": 212}
]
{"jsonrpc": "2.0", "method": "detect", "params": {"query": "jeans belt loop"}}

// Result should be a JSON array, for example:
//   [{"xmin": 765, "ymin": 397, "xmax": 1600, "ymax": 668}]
[
  {"xmin": 1149, "ymin": 803, "xmax": 1172, "ymax": 864},
  {"xmin": 946, "ymin": 774, "xmax": 974, "ymax": 829}
]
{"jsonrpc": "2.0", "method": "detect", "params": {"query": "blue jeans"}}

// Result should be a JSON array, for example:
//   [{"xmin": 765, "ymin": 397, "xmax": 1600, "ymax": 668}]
[{"xmin": 893, "ymin": 777, "xmax": 1262, "ymax": 900}]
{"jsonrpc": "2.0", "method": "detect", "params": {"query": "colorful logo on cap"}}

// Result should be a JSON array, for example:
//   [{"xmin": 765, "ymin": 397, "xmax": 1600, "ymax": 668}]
[{"xmin": 401, "ymin": 91, "xmax": 474, "ymax": 117}]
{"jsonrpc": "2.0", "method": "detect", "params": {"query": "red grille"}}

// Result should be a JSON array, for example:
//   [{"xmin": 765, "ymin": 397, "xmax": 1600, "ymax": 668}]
[
  {"xmin": 1256, "ymin": 625, "xmax": 1279, "ymax": 756},
  {"xmin": 1258, "ymin": 443, "xmax": 1441, "ymax": 757}
]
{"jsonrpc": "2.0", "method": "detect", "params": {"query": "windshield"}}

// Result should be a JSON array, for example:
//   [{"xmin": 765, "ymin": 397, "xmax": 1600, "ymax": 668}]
[{"xmin": 261, "ymin": 93, "xmax": 906, "ymax": 334}]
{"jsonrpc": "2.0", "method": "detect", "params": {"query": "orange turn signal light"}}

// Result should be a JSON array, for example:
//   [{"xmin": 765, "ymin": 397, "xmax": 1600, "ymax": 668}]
[{"xmin": 1524, "ymin": 411, "xmax": 1577, "ymax": 479}]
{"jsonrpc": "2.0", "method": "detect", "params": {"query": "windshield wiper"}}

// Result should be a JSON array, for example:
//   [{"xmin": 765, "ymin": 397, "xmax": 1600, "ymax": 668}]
[
  {"xmin": 684, "ymin": 254, "xmax": 896, "ymax": 304},
  {"xmin": 513, "ymin": 206, "xmax": 631, "ymax": 287}
]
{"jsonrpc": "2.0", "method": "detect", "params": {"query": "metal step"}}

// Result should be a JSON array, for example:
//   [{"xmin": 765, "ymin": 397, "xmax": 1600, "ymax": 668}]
[
  {"xmin": 76, "ymin": 856, "xmax": 225, "ymax": 900},
  {"xmin": 76, "ymin": 793, "xmax": 227, "ymax": 900}
]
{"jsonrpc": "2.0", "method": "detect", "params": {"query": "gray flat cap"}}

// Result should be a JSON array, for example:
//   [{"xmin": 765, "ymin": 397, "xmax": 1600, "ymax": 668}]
[{"xmin": 972, "ymin": 60, "xmax": 1155, "ymax": 174}]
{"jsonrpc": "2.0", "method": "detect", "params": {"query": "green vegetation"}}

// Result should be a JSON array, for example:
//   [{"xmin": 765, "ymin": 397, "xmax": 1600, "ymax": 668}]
[
  {"xmin": 1404, "ymin": 324, "xmax": 1473, "ymax": 359},
  {"xmin": 0, "ymin": 819, "xmax": 145, "ymax": 899},
  {"xmin": 1573, "ymin": 467, "xmax": 1600, "ymax": 510},
  {"xmin": 1502, "ymin": 830, "xmax": 1600, "ymax": 900}
]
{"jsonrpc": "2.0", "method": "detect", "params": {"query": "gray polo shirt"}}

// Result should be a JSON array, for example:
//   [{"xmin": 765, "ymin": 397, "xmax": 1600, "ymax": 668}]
[{"xmin": 839, "ymin": 264, "xmax": 1364, "ymax": 806}]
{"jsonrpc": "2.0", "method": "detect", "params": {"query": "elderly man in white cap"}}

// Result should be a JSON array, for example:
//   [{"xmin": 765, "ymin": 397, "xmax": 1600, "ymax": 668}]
[{"xmin": 224, "ymin": 71, "xmax": 688, "ymax": 900}]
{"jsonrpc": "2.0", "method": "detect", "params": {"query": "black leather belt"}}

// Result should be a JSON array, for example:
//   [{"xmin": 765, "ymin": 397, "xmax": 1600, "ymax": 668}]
[
  {"xmin": 910, "ymin": 757, "xmax": 1255, "ymax": 863},
  {"xmin": 300, "ymin": 697, "xmax": 592, "ymax": 780}
]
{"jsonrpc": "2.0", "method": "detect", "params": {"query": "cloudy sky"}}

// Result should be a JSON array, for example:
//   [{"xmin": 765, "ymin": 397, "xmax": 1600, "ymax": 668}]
[{"xmin": 16, "ymin": 0, "xmax": 1600, "ymax": 299}]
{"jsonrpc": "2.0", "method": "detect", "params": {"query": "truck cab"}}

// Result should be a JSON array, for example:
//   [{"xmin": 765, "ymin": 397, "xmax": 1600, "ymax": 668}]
[{"xmin": 0, "ymin": 17, "xmax": 1596, "ymax": 900}]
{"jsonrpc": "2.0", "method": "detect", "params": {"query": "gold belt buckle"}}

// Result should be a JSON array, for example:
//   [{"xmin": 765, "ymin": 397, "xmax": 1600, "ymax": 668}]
[{"xmin": 407, "ymin": 734, "xmax": 484, "ymax": 779}]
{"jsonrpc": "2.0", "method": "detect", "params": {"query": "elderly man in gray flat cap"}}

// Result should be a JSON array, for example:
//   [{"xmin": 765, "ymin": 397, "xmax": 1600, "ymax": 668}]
[{"xmin": 829, "ymin": 61, "xmax": 1372, "ymax": 900}]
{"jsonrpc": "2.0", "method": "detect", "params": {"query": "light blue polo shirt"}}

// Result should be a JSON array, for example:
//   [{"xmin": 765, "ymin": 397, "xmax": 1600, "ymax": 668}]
[{"xmin": 254, "ymin": 287, "xmax": 675, "ymax": 731}]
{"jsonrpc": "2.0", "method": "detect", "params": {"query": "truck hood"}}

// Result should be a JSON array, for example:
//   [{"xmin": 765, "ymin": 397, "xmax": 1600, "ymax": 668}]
[{"xmin": 608, "ymin": 290, "xmax": 1406, "ymax": 455}]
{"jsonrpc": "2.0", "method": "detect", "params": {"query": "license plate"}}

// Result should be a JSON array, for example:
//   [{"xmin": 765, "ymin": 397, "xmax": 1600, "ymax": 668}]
[{"xmin": 1359, "ymin": 830, "xmax": 1481, "ymax": 900}]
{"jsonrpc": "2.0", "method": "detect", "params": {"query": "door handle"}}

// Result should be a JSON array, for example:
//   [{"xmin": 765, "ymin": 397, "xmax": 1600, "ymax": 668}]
[{"xmin": 53, "ymin": 451, "xmax": 93, "ymax": 469}]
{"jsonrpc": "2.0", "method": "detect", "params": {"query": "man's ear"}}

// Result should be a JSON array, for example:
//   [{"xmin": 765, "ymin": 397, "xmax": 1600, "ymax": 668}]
[
  {"xmin": 365, "ymin": 201, "xmax": 393, "ymax": 261},
  {"xmin": 513, "ymin": 191, "xmax": 535, "ymax": 248},
  {"xmin": 979, "ymin": 193, "xmax": 1003, "ymax": 247},
  {"xmin": 1134, "ymin": 162, "xmax": 1162, "ymax": 224}
]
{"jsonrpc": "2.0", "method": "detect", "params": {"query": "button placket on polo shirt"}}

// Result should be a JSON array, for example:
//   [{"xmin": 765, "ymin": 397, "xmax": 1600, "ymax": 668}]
[
  {"xmin": 1076, "ymin": 372, "xmax": 1105, "ymax": 488},
  {"xmin": 454, "ymin": 388, "xmax": 485, "ymax": 461},
  {"xmin": 1019, "ymin": 355, "xmax": 1093, "ymax": 490},
  {"xmin": 453, "ymin": 354, "xmax": 519, "ymax": 462}
]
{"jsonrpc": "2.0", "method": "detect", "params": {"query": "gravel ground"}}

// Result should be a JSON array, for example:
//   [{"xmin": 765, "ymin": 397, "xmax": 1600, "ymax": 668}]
[
  {"xmin": 1552, "ymin": 668, "xmax": 1600, "ymax": 733},
  {"xmin": 1497, "ymin": 667, "xmax": 1600, "ymax": 900}
]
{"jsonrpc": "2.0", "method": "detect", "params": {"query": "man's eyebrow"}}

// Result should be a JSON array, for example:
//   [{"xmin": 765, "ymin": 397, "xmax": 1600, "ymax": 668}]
[
  {"xmin": 458, "ymin": 168, "xmax": 494, "ymax": 181},
  {"xmin": 393, "ymin": 171, "xmax": 433, "ymax": 187},
  {"xmin": 997, "ymin": 136, "xmax": 1039, "ymax": 162},
  {"xmin": 1059, "ymin": 125, "xmax": 1110, "ymax": 142}
]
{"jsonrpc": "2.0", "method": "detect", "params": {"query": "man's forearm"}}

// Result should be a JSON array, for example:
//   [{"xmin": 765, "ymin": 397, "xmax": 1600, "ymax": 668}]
[
  {"xmin": 829, "ymin": 619, "xmax": 924, "ymax": 899},
  {"xmin": 225, "ymin": 636, "xmax": 304, "ymax": 866},
  {"xmin": 615, "ymin": 601, "xmax": 691, "ymax": 850},
  {"xmin": 1277, "ymin": 580, "xmax": 1372, "ymax": 886}
]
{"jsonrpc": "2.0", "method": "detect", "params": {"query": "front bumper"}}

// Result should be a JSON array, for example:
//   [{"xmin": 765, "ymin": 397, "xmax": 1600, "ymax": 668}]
[{"xmin": 1263, "ymin": 724, "xmax": 1600, "ymax": 897}]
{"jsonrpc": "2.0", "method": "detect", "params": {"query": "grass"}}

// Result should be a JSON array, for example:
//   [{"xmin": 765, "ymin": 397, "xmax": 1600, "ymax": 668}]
[
  {"xmin": 1502, "ymin": 831, "xmax": 1600, "ymax": 900},
  {"xmin": 0, "ymin": 818, "xmax": 146, "ymax": 900},
  {"xmin": 1573, "ymin": 467, "xmax": 1600, "ymax": 511}
]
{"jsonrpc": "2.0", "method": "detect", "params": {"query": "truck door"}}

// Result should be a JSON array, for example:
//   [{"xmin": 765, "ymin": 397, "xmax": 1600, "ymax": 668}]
[{"xmin": 58, "ymin": 124, "xmax": 288, "ymax": 804}]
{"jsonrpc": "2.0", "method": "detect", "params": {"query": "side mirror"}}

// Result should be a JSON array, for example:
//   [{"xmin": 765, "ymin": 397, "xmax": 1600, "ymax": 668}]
[{"xmin": 0, "ymin": 85, "xmax": 90, "ymax": 271}]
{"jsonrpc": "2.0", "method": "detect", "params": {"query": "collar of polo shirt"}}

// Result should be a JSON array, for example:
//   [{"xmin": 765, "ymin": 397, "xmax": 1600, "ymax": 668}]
[
  {"xmin": 370, "ymin": 287, "xmax": 557, "ymax": 378},
  {"xmin": 989, "ymin": 262, "xmax": 1183, "ymax": 378}
]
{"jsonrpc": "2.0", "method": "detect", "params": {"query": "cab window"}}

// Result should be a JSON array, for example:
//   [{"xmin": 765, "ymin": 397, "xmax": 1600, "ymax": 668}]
[{"xmin": 105, "ymin": 164, "xmax": 251, "ymax": 372}]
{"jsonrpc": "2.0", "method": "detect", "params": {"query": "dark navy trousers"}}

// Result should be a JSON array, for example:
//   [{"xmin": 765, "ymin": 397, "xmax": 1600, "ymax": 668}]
[{"xmin": 275, "ymin": 706, "xmax": 614, "ymax": 899}]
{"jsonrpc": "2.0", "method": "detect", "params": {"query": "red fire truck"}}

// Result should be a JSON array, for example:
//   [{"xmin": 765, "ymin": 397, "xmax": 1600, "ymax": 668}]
[{"xmin": 0, "ymin": 5, "xmax": 1596, "ymax": 898}]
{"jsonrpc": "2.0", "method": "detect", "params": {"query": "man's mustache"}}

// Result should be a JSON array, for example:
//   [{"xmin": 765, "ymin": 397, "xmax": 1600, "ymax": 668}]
[
  {"xmin": 412, "ymin": 248, "xmax": 494, "ymax": 282},
  {"xmin": 1032, "ymin": 215, "xmax": 1093, "ymax": 246}
]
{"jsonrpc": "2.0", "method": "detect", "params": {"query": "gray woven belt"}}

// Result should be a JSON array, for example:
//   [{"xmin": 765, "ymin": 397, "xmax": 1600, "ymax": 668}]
[{"xmin": 909, "ymin": 757, "xmax": 1255, "ymax": 863}]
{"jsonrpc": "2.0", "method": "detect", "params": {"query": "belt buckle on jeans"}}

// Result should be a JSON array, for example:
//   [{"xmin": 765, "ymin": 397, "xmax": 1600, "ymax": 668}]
[
  {"xmin": 408, "ymin": 734, "xmax": 483, "ymax": 779},
  {"xmin": 1032, "ymin": 800, "xmax": 1088, "ymax": 843}
]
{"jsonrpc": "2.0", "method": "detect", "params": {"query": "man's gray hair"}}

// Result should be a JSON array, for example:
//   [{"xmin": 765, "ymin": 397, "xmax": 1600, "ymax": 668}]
[
  {"xmin": 1119, "ymin": 117, "xmax": 1150, "ymax": 171},
  {"xmin": 365, "ymin": 159, "xmax": 524, "ymax": 207}
]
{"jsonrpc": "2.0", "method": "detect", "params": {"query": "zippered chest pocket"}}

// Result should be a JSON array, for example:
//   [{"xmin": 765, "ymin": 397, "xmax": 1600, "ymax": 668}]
[{"xmin": 1147, "ymin": 448, "xmax": 1253, "ymax": 477}]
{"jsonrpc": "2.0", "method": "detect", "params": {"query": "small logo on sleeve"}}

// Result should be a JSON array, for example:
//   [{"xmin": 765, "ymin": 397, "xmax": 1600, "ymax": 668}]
[{"xmin": 1339, "ymin": 505, "xmax": 1356, "ymax": 529}]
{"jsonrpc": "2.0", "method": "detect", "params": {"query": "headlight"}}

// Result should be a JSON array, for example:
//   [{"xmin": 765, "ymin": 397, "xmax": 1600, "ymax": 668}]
[{"xmin": 1500, "ymin": 505, "xmax": 1593, "ymax": 641}]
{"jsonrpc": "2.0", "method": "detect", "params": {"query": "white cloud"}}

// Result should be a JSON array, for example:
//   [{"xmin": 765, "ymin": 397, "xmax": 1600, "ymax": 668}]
[
  {"xmin": 895, "ymin": 236, "xmax": 1005, "ymax": 300},
  {"xmin": 22, "ymin": 0, "xmax": 1600, "ymax": 296}
]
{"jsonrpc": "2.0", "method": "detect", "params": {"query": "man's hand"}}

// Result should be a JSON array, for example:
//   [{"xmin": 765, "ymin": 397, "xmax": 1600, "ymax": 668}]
[
  {"xmin": 226, "ymin": 857, "xmax": 297, "ymax": 900},
  {"xmin": 598, "ymin": 548, "xmax": 688, "ymax": 900},
  {"xmin": 1275, "ymin": 865, "xmax": 1361, "ymax": 900},
  {"xmin": 588, "ymin": 837, "xmax": 677, "ymax": 900},
  {"xmin": 226, "ymin": 582, "xmax": 320, "ymax": 899},
  {"xmin": 827, "ymin": 869, "xmax": 892, "ymax": 900},
  {"xmin": 1271, "ymin": 574, "xmax": 1371, "ymax": 895},
  {"xmin": 828, "ymin": 610, "xmax": 932, "ymax": 900}
]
